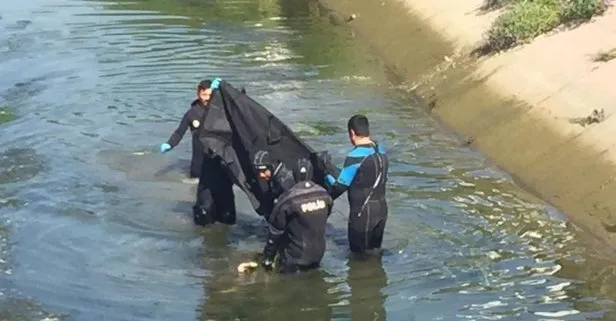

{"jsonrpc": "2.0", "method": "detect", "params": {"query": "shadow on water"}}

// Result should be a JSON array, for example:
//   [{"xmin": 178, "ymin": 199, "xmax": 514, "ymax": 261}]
[
  {"xmin": 96, "ymin": 149, "xmax": 193, "ymax": 183},
  {"xmin": 345, "ymin": 255, "xmax": 388, "ymax": 321}
]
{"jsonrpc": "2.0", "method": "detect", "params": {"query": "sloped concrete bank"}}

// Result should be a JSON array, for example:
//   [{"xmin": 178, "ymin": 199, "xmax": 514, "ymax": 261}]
[{"xmin": 317, "ymin": 0, "xmax": 616, "ymax": 250}]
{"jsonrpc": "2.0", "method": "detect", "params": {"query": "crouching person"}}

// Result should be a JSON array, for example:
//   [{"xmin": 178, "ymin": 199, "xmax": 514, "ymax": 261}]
[{"xmin": 254, "ymin": 155, "xmax": 334, "ymax": 274}]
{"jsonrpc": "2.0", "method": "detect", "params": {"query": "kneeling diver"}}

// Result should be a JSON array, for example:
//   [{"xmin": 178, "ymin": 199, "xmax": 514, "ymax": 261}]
[{"xmin": 252, "ymin": 151, "xmax": 334, "ymax": 274}]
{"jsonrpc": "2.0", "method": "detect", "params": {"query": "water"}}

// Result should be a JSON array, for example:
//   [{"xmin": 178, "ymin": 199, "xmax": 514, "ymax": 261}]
[{"xmin": 1, "ymin": 0, "xmax": 616, "ymax": 320}]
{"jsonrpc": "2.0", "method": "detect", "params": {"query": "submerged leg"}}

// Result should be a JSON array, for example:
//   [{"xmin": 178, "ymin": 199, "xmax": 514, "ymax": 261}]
[
  {"xmin": 213, "ymin": 171, "xmax": 236, "ymax": 225},
  {"xmin": 193, "ymin": 155, "xmax": 217, "ymax": 226},
  {"xmin": 189, "ymin": 137, "xmax": 204, "ymax": 178},
  {"xmin": 193, "ymin": 184, "xmax": 216, "ymax": 226}
]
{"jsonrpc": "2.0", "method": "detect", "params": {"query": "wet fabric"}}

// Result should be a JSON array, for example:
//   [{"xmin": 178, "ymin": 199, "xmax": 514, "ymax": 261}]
[
  {"xmin": 195, "ymin": 80, "xmax": 339, "ymax": 217},
  {"xmin": 166, "ymin": 99, "xmax": 207, "ymax": 178},
  {"xmin": 193, "ymin": 155, "xmax": 236, "ymax": 226}
]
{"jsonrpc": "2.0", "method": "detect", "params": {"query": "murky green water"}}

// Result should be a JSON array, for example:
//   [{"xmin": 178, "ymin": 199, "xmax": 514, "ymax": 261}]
[{"xmin": 1, "ymin": 0, "xmax": 616, "ymax": 320}]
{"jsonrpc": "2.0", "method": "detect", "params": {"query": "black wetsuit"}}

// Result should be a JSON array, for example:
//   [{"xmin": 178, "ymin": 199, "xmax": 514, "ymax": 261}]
[
  {"xmin": 265, "ymin": 162, "xmax": 296, "ymax": 215},
  {"xmin": 193, "ymin": 154, "xmax": 237, "ymax": 226},
  {"xmin": 264, "ymin": 180, "xmax": 333, "ymax": 274},
  {"xmin": 324, "ymin": 142, "xmax": 388, "ymax": 254},
  {"xmin": 166, "ymin": 99, "xmax": 206, "ymax": 178}
]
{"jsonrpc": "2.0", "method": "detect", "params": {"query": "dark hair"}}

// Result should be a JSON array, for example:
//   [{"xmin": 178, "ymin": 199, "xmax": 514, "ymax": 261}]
[
  {"xmin": 347, "ymin": 114, "xmax": 370, "ymax": 137},
  {"xmin": 197, "ymin": 80, "xmax": 212, "ymax": 91}
]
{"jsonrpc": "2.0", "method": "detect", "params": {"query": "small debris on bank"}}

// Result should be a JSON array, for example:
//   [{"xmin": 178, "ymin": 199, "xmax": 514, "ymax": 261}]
[
  {"xmin": 592, "ymin": 47, "xmax": 616, "ymax": 63},
  {"xmin": 602, "ymin": 221, "xmax": 616, "ymax": 233},
  {"xmin": 346, "ymin": 13, "xmax": 357, "ymax": 23},
  {"xmin": 463, "ymin": 136, "xmax": 475, "ymax": 146},
  {"xmin": 568, "ymin": 109, "xmax": 605, "ymax": 127}
]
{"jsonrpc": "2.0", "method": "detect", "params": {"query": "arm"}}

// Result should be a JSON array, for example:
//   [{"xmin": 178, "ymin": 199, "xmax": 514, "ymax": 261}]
[
  {"xmin": 260, "ymin": 194, "xmax": 290, "ymax": 268},
  {"xmin": 326, "ymin": 195, "xmax": 334, "ymax": 218},
  {"xmin": 324, "ymin": 155, "xmax": 362, "ymax": 199},
  {"xmin": 165, "ymin": 111, "xmax": 191, "ymax": 149}
]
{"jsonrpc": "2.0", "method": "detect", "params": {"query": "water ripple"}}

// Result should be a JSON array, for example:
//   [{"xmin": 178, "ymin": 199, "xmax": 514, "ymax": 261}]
[{"xmin": 0, "ymin": 0, "xmax": 615, "ymax": 320}]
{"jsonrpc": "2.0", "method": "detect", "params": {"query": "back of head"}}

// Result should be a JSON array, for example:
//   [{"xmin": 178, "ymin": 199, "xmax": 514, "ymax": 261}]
[
  {"xmin": 347, "ymin": 114, "xmax": 370, "ymax": 137},
  {"xmin": 293, "ymin": 158, "xmax": 313, "ymax": 183}
]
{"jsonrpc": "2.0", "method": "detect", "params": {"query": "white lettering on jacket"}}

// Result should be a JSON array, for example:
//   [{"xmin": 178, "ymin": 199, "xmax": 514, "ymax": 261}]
[{"xmin": 300, "ymin": 199, "xmax": 326, "ymax": 213}]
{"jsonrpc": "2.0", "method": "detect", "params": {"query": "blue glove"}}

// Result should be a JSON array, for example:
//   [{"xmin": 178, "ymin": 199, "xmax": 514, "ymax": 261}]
[
  {"xmin": 211, "ymin": 77, "xmax": 222, "ymax": 89},
  {"xmin": 160, "ymin": 143, "xmax": 171, "ymax": 153}
]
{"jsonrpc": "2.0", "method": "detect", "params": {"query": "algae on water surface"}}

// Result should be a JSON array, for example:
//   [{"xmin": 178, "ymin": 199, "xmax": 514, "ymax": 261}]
[{"xmin": 0, "ymin": 106, "xmax": 15, "ymax": 124}]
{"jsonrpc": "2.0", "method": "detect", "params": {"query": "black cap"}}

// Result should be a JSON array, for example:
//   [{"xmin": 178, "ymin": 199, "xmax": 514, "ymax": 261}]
[{"xmin": 253, "ymin": 150, "xmax": 272, "ymax": 171}]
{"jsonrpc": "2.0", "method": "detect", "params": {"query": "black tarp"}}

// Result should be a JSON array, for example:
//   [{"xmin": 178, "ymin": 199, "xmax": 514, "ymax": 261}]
[{"xmin": 196, "ymin": 80, "xmax": 339, "ymax": 217}]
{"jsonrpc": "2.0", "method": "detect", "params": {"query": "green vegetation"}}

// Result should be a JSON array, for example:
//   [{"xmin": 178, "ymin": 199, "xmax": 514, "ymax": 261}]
[
  {"xmin": 0, "ymin": 106, "xmax": 15, "ymax": 124},
  {"xmin": 593, "ymin": 47, "xmax": 616, "ymax": 62},
  {"xmin": 479, "ymin": 0, "xmax": 608, "ymax": 54}
]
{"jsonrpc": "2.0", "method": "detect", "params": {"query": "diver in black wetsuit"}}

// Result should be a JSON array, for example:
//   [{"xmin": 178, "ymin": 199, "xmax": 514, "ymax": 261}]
[
  {"xmin": 159, "ymin": 79, "xmax": 213, "ymax": 182},
  {"xmin": 316, "ymin": 114, "xmax": 389, "ymax": 255},
  {"xmin": 252, "ymin": 150, "xmax": 296, "ymax": 213},
  {"xmin": 190, "ymin": 79, "xmax": 249, "ymax": 227},
  {"xmin": 252, "ymin": 151, "xmax": 333, "ymax": 274}
]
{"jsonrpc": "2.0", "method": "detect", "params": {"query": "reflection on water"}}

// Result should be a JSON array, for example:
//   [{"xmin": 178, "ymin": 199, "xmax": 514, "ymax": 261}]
[
  {"xmin": 346, "ymin": 255, "xmax": 388, "ymax": 321},
  {"xmin": 0, "ymin": 0, "xmax": 616, "ymax": 320},
  {"xmin": 197, "ymin": 226, "xmax": 338, "ymax": 321}
]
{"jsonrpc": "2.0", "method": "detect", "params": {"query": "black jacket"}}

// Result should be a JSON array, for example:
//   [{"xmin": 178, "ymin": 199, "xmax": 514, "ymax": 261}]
[
  {"xmin": 267, "ymin": 180, "xmax": 333, "ymax": 265},
  {"xmin": 166, "ymin": 99, "xmax": 206, "ymax": 149}
]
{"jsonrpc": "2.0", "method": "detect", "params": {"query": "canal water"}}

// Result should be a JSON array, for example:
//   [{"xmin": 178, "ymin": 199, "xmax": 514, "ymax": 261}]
[{"xmin": 1, "ymin": 0, "xmax": 616, "ymax": 320}]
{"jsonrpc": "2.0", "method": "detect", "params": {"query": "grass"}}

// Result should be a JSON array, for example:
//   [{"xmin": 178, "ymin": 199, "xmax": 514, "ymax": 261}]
[
  {"xmin": 477, "ymin": 0, "xmax": 608, "ymax": 54},
  {"xmin": 593, "ymin": 47, "xmax": 616, "ymax": 62}
]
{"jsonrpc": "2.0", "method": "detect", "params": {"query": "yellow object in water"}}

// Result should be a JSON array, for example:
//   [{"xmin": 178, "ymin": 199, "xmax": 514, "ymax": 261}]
[{"xmin": 237, "ymin": 261, "xmax": 259, "ymax": 273}]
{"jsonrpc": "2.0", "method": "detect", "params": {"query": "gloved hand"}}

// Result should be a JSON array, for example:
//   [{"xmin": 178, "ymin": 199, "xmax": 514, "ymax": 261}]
[
  {"xmin": 259, "ymin": 239, "xmax": 277, "ymax": 271},
  {"xmin": 313, "ymin": 151, "xmax": 331, "ymax": 173},
  {"xmin": 160, "ymin": 143, "xmax": 171, "ymax": 153},
  {"xmin": 211, "ymin": 77, "xmax": 222, "ymax": 89},
  {"xmin": 253, "ymin": 253, "xmax": 274, "ymax": 271}
]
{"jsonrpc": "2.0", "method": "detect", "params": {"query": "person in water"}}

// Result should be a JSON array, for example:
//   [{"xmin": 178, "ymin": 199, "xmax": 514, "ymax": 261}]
[
  {"xmin": 317, "ymin": 114, "xmax": 389, "ymax": 255},
  {"xmin": 253, "ymin": 151, "xmax": 333, "ymax": 274},
  {"xmin": 187, "ymin": 77, "xmax": 239, "ymax": 227},
  {"xmin": 251, "ymin": 150, "xmax": 296, "ymax": 218},
  {"xmin": 159, "ymin": 79, "xmax": 213, "ymax": 183}
]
